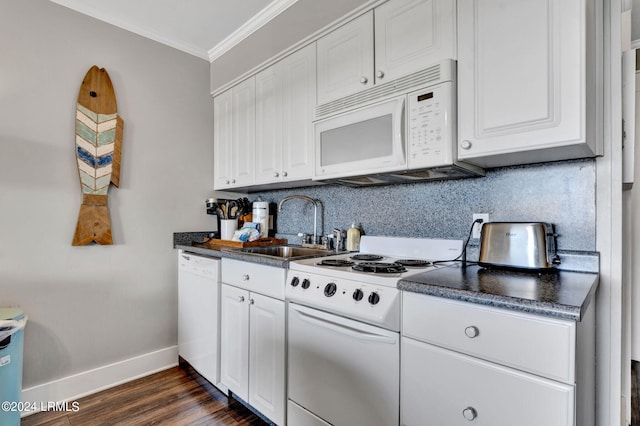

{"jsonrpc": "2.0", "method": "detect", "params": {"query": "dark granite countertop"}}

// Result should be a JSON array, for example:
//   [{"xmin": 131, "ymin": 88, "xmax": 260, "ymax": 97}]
[
  {"xmin": 176, "ymin": 242, "xmax": 293, "ymax": 268},
  {"xmin": 398, "ymin": 264, "xmax": 598, "ymax": 321}
]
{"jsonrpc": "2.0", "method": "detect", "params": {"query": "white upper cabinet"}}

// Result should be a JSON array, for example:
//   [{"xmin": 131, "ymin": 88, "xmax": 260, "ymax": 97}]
[
  {"xmin": 213, "ymin": 90, "xmax": 233, "ymax": 189},
  {"xmin": 255, "ymin": 44, "xmax": 316, "ymax": 184},
  {"xmin": 213, "ymin": 77, "xmax": 255, "ymax": 190},
  {"xmin": 231, "ymin": 78, "xmax": 256, "ymax": 187},
  {"xmin": 317, "ymin": 12, "xmax": 374, "ymax": 105},
  {"xmin": 255, "ymin": 65, "xmax": 282, "ymax": 184},
  {"xmin": 374, "ymin": 0, "xmax": 456, "ymax": 83},
  {"xmin": 457, "ymin": 0, "xmax": 602, "ymax": 168},
  {"xmin": 317, "ymin": 0, "xmax": 456, "ymax": 106}
]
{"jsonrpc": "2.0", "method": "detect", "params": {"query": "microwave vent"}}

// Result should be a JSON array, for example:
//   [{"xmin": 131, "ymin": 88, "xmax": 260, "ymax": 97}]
[{"xmin": 316, "ymin": 60, "xmax": 454, "ymax": 119}]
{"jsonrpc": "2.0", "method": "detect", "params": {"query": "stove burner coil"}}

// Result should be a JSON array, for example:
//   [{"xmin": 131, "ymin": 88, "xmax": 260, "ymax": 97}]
[
  {"xmin": 394, "ymin": 259, "xmax": 433, "ymax": 268},
  {"xmin": 318, "ymin": 259, "xmax": 355, "ymax": 267},
  {"xmin": 350, "ymin": 254, "xmax": 384, "ymax": 261},
  {"xmin": 352, "ymin": 262, "xmax": 407, "ymax": 274}
]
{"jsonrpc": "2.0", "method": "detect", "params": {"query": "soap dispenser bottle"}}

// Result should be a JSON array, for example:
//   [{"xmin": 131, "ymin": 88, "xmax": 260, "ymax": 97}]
[{"xmin": 346, "ymin": 223, "xmax": 361, "ymax": 251}]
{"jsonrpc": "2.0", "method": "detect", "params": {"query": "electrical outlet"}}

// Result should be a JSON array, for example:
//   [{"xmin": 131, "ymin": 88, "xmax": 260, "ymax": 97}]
[{"xmin": 472, "ymin": 213, "xmax": 489, "ymax": 239}]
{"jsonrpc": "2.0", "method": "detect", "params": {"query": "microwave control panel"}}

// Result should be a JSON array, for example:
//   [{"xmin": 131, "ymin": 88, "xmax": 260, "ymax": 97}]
[{"xmin": 407, "ymin": 82, "xmax": 455, "ymax": 168}]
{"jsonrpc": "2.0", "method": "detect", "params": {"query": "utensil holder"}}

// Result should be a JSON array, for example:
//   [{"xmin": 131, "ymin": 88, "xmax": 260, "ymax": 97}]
[{"xmin": 220, "ymin": 219, "xmax": 237, "ymax": 240}]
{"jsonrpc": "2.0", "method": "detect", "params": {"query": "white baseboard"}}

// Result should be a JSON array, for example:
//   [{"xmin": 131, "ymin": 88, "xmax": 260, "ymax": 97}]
[{"xmin": 21, "ymin": 346, "xmax": 178, "ymax": 417}]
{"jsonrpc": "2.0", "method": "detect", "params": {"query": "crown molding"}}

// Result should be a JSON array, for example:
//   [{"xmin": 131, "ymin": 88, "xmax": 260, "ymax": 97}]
[
  {"xmin": 208, "ymin": 0, "xmax": 299, "ymax": 63},
  {"xmin": 49, "ymin": 0, "xmax": 210, "ymax": 59}
]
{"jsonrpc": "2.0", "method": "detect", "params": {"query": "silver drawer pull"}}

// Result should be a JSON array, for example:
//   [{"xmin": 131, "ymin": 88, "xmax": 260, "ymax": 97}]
[
  {"xmin": 464, "ymin": 326, "xmax": 479, "ymax": 338},
  {"xmin": 462, "ymin": 407, "xmax": 477, "ymax": 421},
  {"xmin": 242, "ymin": 274, "xmax": 250, "ymax": 281},
  {"xmin": 238, "ymin": 296, "xmax": 245, "ymax": 302},
  {"xmin": 250, "ymin": 298, "xmax": 255, "ymax": 305}
]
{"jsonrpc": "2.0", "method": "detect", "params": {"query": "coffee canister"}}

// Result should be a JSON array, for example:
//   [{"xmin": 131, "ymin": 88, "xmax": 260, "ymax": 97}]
[{"xmin": 252, "ymin": 201, "xmax": 269, "ymax": 237}]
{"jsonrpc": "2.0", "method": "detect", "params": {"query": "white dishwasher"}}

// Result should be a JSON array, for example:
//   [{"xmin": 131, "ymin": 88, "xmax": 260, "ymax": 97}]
[{"xmin": 178, "ymin": 250, "xmax": 225, "ymax": 392}]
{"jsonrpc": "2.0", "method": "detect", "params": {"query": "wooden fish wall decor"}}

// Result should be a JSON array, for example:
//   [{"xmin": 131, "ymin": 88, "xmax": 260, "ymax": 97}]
[{"xmin": 72, "ymin": 66, "xmax": 123, "ymax": 246}]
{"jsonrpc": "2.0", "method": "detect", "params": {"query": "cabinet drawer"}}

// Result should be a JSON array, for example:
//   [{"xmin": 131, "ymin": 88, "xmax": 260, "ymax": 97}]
[
  {"xmin": 401, "ymin": 337, "xmax": 574, "ymax": 426},
  {"xmin": 221, "ymin": 259, "xmax": 285, "ymax": 300},
  {"xmin": 402, "ymin": 293, "xmax": 576, "ymax": 383}
]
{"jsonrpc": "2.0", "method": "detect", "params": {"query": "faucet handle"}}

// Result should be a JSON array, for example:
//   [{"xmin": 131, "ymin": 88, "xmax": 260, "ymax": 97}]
[{"xmin": 297, "ymin": 233, "xmax": 309, "ymax": 244}]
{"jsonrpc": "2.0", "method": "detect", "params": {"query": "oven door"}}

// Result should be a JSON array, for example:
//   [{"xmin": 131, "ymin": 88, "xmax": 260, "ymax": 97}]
[{"xmin": 287, "ymin": 302, "xmax": 400, "ymax": 426}]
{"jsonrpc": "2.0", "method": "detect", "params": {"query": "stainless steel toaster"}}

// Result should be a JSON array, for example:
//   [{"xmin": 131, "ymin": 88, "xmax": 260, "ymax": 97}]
[{"xmin": 478, "ymin": 222, "xmax": 560, "ymax": 270}]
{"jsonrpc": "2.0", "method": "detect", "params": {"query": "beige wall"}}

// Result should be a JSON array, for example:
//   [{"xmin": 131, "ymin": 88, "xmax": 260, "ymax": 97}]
[{"xmin": 0, "ymin": 0, "xmax": 214, "ymax": 388}]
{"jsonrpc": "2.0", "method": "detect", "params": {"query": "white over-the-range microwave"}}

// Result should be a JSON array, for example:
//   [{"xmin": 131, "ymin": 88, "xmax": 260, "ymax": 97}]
[{"xmin": 313, "ymin": 60, "xmax": 484, "ymax": 186}]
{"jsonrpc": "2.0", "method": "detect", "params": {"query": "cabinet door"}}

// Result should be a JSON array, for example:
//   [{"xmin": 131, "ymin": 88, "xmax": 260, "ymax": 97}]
[
  {"xmin": 457, "ymin": 0, "xmax": 591, "ymax": 168},
  {"xmin": 374, "ymin": 0, "xmax": 456, "ymax": 84},
  {"xmin": 213, "ymin": 90, "xmax": 233, "ymax": 190},
  {"xmin": 281, "ymin": 43, "xmax": 316, "ymax": 181},
  {"xmin": 220, "ymin": 284, "xmax": 250, "ymax": 400},
  {"xmin": 401, "ymin": 337, "xmax": 574, "ymax": 426},
  {"xmin": 255, "ymin": 65, "xmax": 283, "ymax": 184},
  {"xmin": 231, "ymin": 77, "xmax": 255, "ymax": 187},
  {"xmin": 316, "ymin": 11, "xmax": 374, "ymax": 105},
  {"xmin": 249, "ymin": 293, "xmax": 285, "ymax": 426}
]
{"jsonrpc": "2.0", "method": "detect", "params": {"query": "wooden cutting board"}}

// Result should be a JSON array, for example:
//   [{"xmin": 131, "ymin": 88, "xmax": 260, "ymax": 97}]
[{"xmin": 204, "ymin": 237, "xmax": 288, "ymax": 249}]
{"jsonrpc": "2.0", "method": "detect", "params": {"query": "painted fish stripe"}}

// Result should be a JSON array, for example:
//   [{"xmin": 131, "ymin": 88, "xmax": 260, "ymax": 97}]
[
  {"xmin": 79, "ymin": 170, "xmax": 96, "ymax": 189},
  {"xmin": 97, "ymin": 128, "xmax": 116, "ymax": 145},
  {"xmin": 77, "ymin": 159, "xmax": 95, "ymax": 177},
  {"xmin": 97, "ymin": 153, "xmax": 113, "ymax": 167},
  {"xmin": 77, "ymin": 104, "xmax": 97, "ymax": 122},
  {"xmin": 95, "ymin": 174, "xmax": 111, "ymax": 190},
  {"xmin": 76, "ymin": 110, "xmax": 97, "ymax": 131},
  {"xmin": 97, "ymin": 143, "xmax": 114, "ymax": 157},
  {"xmin": 76, "ymin": 135, "xmax": 96, "ymax": 156},
  {"xmin": 76, "ymin": 121, "xmax": 96, "ymax": 144},
  {"xmin": 97, "ymin": 119, "xmax": 117, "ymax": 133},
  {"xmin": 97, "ymin": 113, "xmax": 117, "ymax": 123},
  {"xmin": 81, "ymin": 184, "xmax": 108, "ymax": 195},
  {"xmin": 77, "ymin": 146, "xmax": 96, "ymax": 167},
  {"xmin": 96, "ymin": 164, "xmax": 113, "ymax": 178}
]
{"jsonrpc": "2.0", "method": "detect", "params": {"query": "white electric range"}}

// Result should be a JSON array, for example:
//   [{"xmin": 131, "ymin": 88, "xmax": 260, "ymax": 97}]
[
  {"xmin": 287, "ymin": 235, "xmax": 463, "ymax": 331},
  {"xmin": 286, "ymin": 236, "xmax": 462, "ymax": 426}
]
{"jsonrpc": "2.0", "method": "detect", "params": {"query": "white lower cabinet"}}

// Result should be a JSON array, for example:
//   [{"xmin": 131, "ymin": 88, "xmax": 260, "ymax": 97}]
[
  {"xmin": 401, "ymin": 293, "xmax": 595, "ymax": 426},
  {"xmin": 401, "ymin": 338, "xmax": 574, "ymax": 425},
  {"xmin": 220, "ymin": 260, "xmax": 286, "ymax": 425}
]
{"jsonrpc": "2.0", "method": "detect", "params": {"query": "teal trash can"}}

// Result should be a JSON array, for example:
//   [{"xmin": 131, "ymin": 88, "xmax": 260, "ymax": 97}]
[{"xmin": 0, "ymin": 308, "xmax": 27, "ymax": 426}]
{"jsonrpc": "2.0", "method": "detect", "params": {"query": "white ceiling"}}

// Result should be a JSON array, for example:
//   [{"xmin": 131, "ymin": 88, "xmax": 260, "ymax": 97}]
[{"xmin": 48, "ymin": 0, "xmax": 297, "ymax": 61}]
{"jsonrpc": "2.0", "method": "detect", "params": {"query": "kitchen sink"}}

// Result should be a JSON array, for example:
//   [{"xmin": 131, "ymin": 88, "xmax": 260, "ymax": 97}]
[{"xmin": 231, "ymin": 245, "xmax": 336, "ymax": 260}]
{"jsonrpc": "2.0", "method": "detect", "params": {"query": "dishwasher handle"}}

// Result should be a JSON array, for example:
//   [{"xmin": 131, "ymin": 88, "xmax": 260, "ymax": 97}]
[{"xmin": 292, "ymin": 305, "xmax": 397, "ymax": 345}]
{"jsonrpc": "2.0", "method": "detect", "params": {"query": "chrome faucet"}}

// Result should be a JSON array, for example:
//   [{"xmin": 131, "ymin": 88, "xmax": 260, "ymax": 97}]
[{"xmin": 277, "ymin": 195, "xmax": 320, "ymax": 247}]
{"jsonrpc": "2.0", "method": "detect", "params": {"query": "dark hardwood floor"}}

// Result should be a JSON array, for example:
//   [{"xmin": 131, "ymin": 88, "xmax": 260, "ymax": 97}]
[{"xmin": 22, "ymin": 363, "xmax": 268, "ymax": 426}]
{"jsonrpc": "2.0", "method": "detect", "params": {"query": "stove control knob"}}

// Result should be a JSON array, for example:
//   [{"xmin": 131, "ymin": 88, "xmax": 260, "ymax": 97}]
[
  {"xmin": 290, "ymin": 277, "xmax": 300, "ymax": 287},
  {"xmin": 368, "ymin": 292, "xmax": 380, "ymax": 305},
  {"xmin": 301, "ymin": 278, "xmax": 311, "ymax": 289},
  {"xmin": 353, "ymin": 289, "xmax": 364, "ymax": 301},
  {"xmin": 324, "ymin": 282, "xmax": 337, "ymax": 297}
]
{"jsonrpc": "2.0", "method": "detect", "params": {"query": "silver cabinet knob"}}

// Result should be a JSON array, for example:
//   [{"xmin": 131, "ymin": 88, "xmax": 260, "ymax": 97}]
[
  {"xmin": 225, "ymin": 180, "xmax": 230, "ymax": 184},
  {"xmin": 462, "ymin": 407, "xmax": 478, "ymax": 421},
  {"xmin": 274, "ymin": 172, "xmax": 279, "ymax": 178},
  {"xmin": 376, "ymin": 70, "xmax": 385, "ymax": 79},
  {"xmin": 282, "ymin": 171, "xmax": 288, "ymax": 177},
  {"xmin": 238, "ymin": 296, "xmax": 245, "ymax": 302},
  {"xmin": 231, "ymin": 179, "xmax": 236, "ymax": 184},
  {"xmin": 242, "ymin": 274, "xmax": 250, "ymax": 281},
  {"xmin": 360, "ymin": 76, "xmax": 368, "ymax": 84},
  {"xmin": 460, "ymin": 140, "xmax": 472, "ymax": 150},
  {"xmin": 465, "ymin": 326, "xmax": 479, "ymax": 338},
  {"xmin": 250, "ymin": 298, "xmax": 255, "ymax": 305}
]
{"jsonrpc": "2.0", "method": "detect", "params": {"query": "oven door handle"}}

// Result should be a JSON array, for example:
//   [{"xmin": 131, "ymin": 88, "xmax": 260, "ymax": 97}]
[{"xmin": 292, "ymin": 306, "xmax": 397, "ymax": 345}]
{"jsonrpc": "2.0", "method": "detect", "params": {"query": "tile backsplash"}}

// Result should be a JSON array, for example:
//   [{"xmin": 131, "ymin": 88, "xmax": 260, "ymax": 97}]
[{"xmin": 251, "ymin": 159, "xmax": 596, "ymax": 253}]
